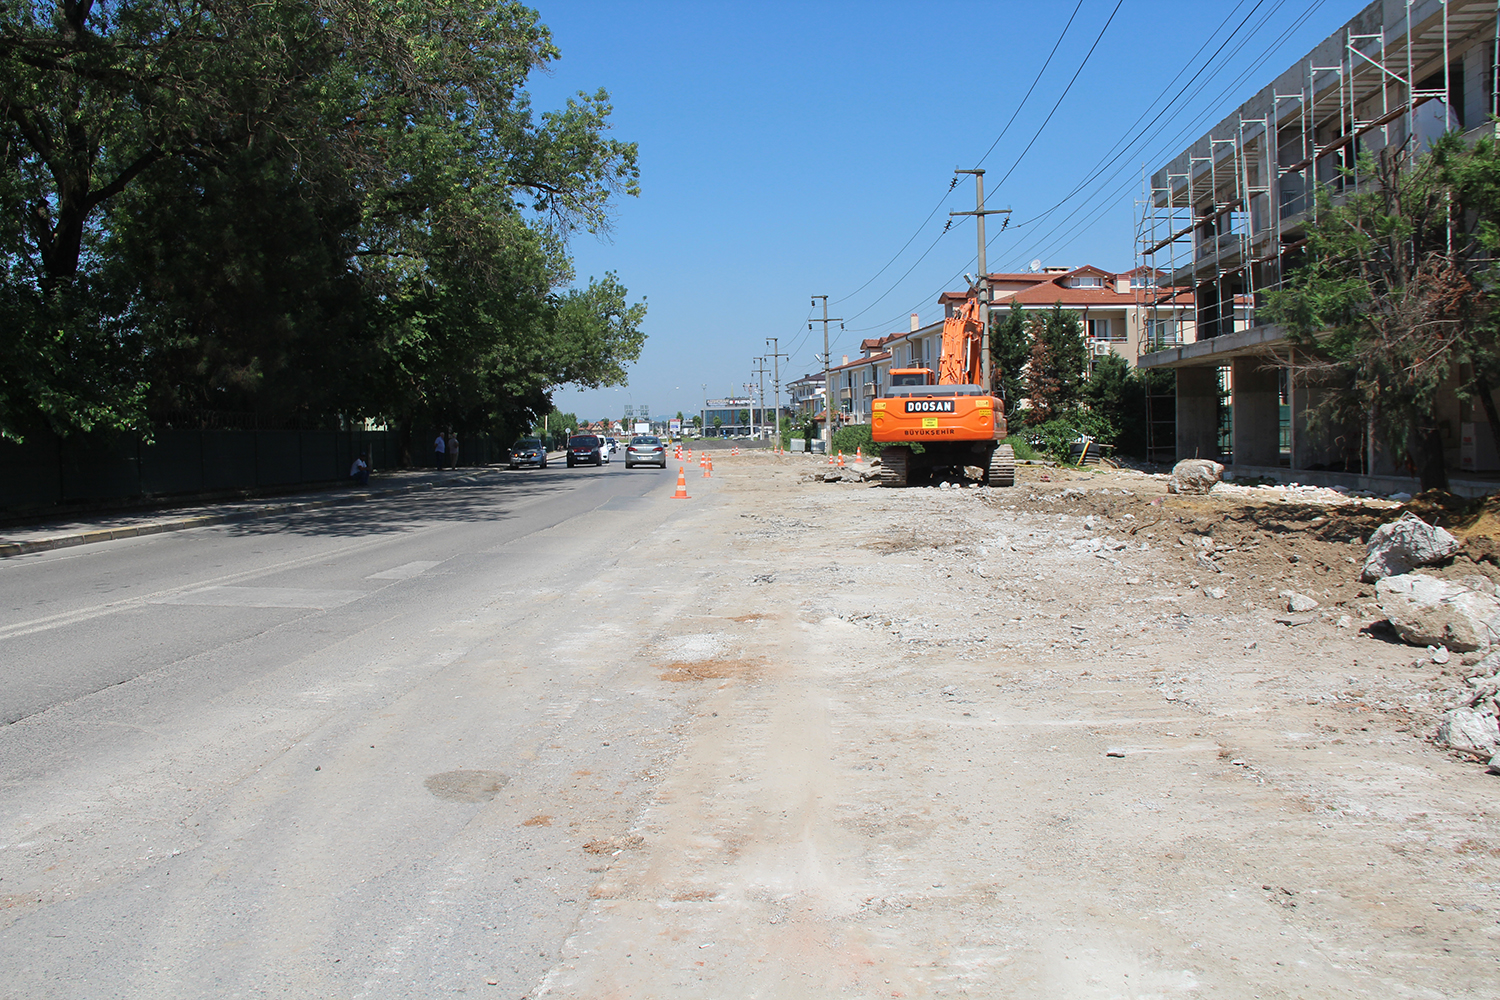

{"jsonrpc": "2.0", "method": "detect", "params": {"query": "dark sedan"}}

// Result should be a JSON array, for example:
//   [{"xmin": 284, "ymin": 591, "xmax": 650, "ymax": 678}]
[
  {"xmin": 624, "ymin": 434, "xmax": 667, "ymax": 468},
  {"xmin": 566, "ymin": 434, "xmax": 605, "ymax": 467},
  {"xmin": 508, "ymin": 437, "xmax": 547, "ymax": 469}
]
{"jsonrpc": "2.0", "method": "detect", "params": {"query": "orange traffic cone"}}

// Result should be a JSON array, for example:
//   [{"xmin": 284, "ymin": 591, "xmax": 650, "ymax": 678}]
[
  {"xmin": 671, "ymin": 467, "xmax": 691, "ymax": 499},
  {"xmin": 838, "ymin": 451, "xmax": 845, "ymax": 468},
  {"xmin": 856, "ymin": 446, "xmax": 863, "ymax": 462},
  {"xmin": 708, "ymin": 454, "xmax": 714, "ymax": 475}
]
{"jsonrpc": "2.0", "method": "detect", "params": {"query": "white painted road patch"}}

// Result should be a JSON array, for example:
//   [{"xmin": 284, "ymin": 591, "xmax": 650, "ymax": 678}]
[{"xmin": 151, "ymin": 586, "xmax": 366, "ymax": 609}]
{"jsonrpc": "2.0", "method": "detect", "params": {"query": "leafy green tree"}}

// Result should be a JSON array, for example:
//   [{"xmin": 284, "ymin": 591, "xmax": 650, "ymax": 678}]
[
  {"xmin": 1263, "ymin": 134, "xmax": 1500, "ymax": 491},
  {"xmin": 1, "ymin": 0, "xmax": 643, "ymax": 443},
  {"xmin": 989, "ymin": 301, "xmax": 1031, "ymax": 417}
]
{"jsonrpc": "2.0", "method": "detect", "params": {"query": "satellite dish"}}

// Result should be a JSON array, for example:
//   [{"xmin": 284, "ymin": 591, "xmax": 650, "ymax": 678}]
[{"xmin": 1029, "ymin": 259, "xmax": 1042, "ymax": 273}]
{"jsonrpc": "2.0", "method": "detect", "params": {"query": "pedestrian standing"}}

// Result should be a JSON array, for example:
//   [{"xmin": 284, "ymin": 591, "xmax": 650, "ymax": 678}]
[
  {"xmin": 448, "ymin": 432, "xmax": 460, "ymax": 469},
  {"xmin": 433, "ymin": 430, "xmax": 446, "ymax": 468}
]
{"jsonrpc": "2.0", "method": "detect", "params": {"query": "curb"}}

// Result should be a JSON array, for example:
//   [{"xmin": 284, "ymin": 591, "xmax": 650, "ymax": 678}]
[{"xmin": 0, "ymin": 470, "xmax": 489, "ymax": 559}]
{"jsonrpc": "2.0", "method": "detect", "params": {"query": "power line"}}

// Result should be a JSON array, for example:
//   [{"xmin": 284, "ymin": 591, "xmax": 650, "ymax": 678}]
[
  {"xmin": 832, "ymin": 0, "xmax": 1332, "ymax": 353},
  {"xmin": 988, "ymin": 0, "xmax": 1125, "ymax": 194},
  {"xmin": 835, "ymin": 0, "xmax": 1113, "ymax": 329},
  {"xmin": 831, "ymin": 0, "xmax": 1083, "ymax": 307}
]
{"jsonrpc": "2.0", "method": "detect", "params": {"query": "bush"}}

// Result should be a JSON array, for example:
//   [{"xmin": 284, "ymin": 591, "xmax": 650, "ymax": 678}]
[
  {"xmin": 1026, "ymin": 411, "xmax": 1116, "ymax": 462},
  {"xmin": 832, "ymin": 423, "xmax": 883, "ymax": 455}
]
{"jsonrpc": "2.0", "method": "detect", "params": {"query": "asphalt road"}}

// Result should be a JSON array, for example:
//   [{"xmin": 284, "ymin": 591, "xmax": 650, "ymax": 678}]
[{"xmin": 0, "ymin": 459, "xmax": 688, "ymax": 998}]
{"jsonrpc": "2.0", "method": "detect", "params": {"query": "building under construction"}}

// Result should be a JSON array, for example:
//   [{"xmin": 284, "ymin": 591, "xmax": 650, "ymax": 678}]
[{"xmin": 1138, "ymin": 0, "xmax": 1500, "ymax": 490}]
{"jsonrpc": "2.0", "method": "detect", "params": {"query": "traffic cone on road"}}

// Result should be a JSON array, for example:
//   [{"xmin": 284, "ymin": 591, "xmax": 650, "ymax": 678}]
[
  {"xmin": 838, "ymin": 451, "xmax": 845, "ymax": 468},
  {"xmin": 708, "ymin": 454, "xmax": 714, "ymax": 475},
  {"xmin": 856, "ymin": 446, "xmax": 863, "ymax": 463},
  {"xmin": 827, "ymin": 451, "xmax": 834, "ymax": 466},
  {"xmin": 671, "ymin": 467, "xmax": 691, "ymax": 499}
]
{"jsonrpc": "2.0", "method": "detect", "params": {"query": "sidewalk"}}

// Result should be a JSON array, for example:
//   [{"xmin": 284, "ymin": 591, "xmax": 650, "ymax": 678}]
[{"xmin": 0, "ymin": 462, "xmax": 518, "ymax": 558}]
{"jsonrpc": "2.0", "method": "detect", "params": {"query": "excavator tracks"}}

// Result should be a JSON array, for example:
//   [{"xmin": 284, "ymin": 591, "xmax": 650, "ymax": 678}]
[
  {"xmin": 987, "ymin": 443, "xmax": 1016, "ymax": 487},
  {"xmin": 879, "ymin": 447, "xmax": 909, "ymax": 487}
]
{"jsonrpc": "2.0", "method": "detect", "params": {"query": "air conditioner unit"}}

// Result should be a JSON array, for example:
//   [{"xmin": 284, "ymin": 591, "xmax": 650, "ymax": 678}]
[{"xmin": 1090, "ymin": 340, "xmax": 1112, "ymax": 356}]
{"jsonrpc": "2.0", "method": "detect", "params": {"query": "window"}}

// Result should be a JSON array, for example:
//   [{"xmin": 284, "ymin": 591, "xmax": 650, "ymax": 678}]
[
  {"xmin": 1088, "ymin": 318, "xmax": 1122, "ymax": 342},
  {"xmin": 1071, "ymin": 275, "xmax": 1103, "ymax": 288},
  {"xmin": 1130, "ymin": 273, "xmax": 1157, "ymax": 288},
  {"xmin": 1147, "ymin": 319, "xmax": 1178, "ymax": 345}
]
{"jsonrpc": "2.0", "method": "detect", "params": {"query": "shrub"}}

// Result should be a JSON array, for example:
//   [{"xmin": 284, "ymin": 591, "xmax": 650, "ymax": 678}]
[
  {"xmin": 1026, "ymin": 412, "xmax": 1116, "ymax": 462},
  {"xmin": 832, "ymin": 423, "xmax": 883, "ymax": 455}
]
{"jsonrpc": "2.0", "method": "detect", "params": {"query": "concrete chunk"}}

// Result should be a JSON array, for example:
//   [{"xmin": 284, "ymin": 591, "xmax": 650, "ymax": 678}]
[
  {"xmin": 1361, "ymin": 512, "xmax": 1460, "ymax": 582},
  {"xmin": 1376, "ymin": 573, "xmax": 1500, "ymax": 652}
]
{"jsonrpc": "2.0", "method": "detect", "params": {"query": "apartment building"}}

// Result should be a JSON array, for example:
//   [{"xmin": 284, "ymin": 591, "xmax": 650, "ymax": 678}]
[
  {"xmin": 1139, "ymin": 0, "xmax": 1500, "ymax": 489},
  {"xmin": 940, "ymin": 265, "xmax": 1210, "ymax": 365}
]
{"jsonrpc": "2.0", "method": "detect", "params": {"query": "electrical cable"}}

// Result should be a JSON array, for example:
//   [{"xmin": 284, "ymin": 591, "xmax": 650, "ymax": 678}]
[
  {"xmin": 831, "ymin": 0, "xmax": 1084, "ymax": 306},
  {"xmin": 987, "ymin": 0, "xmax": 1125, "ymax": 194}
]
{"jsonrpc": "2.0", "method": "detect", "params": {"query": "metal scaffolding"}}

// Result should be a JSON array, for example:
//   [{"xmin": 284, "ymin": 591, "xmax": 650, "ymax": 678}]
[{"xmin": 1136, "ymin": 0, "xmax": 1499, "ymax": 464}]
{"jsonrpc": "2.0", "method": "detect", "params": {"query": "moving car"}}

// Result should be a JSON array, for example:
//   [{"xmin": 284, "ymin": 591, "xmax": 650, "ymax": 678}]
[
  {"xmin": 624, "ymin": 434, "xmax": 667, "ymax": 469},
  {"xmin": 508, "ymin": 437, "xmax": 547, "ymax": 469},
  {"xmin": 566, "ymin": 434, "xmax": 605, "ymax": 467}
]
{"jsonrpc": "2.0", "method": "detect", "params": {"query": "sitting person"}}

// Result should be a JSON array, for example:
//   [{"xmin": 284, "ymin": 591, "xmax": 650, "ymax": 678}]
[{"xmin": 349, "ymin": 453, "xmax": 370, "ymax": 486}]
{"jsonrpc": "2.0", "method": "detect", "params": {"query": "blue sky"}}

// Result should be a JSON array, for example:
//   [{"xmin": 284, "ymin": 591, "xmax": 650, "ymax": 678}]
[{"xmin": 525, "ymin": 0, "xmax": 1357, "ymax": 423}]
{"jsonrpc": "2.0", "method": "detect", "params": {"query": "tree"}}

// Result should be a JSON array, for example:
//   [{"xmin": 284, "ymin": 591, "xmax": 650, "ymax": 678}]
[
  {"xmin": 711, "ymin": 415, "xmax": 723, "ymax": 433},
  {"xmin": 1, "ymin": 0, "xmax": 643, "ymax": 441},
  {"xmin": 989, "ymin": 301, "xmax": 1031, "ymax": 417},
  {"xmin": 738, "ymin": 409, "xmax": 749, "ymax": 426},
  {"xmin": 1263, "ymin": 134, "xmax": 1500, "ymax": 491},
  {"xmin": 1023, "ymin": 314, "xmax": 1056, "ymax": 426}
]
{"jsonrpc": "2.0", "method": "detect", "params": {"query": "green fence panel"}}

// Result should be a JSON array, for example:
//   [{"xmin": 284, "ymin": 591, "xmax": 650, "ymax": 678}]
[
  {"xmin": 61, "ymin": 434, "xmax": 141, "ymax": 502},
  {"xmin": 140, "ymin": 430, "xmax": 205, "ymax": 496},
  {"xmin": 202, "ymin": 433, "xmax": 258, "ymax": 491},
  {"xmin": 0, "ymin": 436, "xmax": 61, "ymax": 507}
]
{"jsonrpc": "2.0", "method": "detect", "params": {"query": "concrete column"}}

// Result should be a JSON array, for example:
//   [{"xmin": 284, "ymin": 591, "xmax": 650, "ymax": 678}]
[
  {"xmin": 1175, "ymin": 365, "xmax": 1219, "ymax": 461},
  {"xmin": 1231, "ymin": 356, "xmax": 1281, "ymax": 467}
]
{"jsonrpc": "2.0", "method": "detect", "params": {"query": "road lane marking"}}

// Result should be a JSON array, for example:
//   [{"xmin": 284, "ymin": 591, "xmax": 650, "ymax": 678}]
[
  {"xmin": 149, "ymin": 586, "xmax": 367, "ymax": 609},
  {"xmin": 0, "ymin": 534, "xmax": 399, "ymax": 642},
  {"xmin": 366, "ymin": 561, "xmax": 442, "ymax": 580}
]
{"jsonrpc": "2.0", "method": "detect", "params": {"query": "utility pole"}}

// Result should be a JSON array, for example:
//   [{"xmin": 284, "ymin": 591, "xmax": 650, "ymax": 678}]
[
  {"xmin": 949, "ymin": 169, "xmax": 1010, "ymax": 393},
  {"xmin": 807, "ymin": 300, "xmax": 841, "ymax": 455},
  {"xmin": 752, "ymin": 356, "xmax": 771, "ymax": 443},
  {"xmin": 765, "ymin": 338, "xmax": 788, "ymax": 451}
]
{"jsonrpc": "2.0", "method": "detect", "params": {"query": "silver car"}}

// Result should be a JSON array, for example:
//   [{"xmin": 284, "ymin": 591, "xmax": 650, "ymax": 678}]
[{"xmin": 624, "ymin": 434, "xmax": 667, "ymax": 468}]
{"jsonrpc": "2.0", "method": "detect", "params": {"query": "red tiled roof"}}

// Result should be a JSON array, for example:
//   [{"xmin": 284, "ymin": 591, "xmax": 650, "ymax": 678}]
[
  {"xmin": 1003, "ymin": 286, "xmax": 1134, "ymax": 306},
  {"xmin": 827, "ymin": 350, "xmax": 891, "ymax": 372}
]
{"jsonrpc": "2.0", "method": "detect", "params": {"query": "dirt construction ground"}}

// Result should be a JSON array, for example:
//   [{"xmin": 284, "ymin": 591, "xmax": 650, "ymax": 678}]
[{"xmin": 533, "ymin": 451, "xmax": 1499, "ymax": 999}]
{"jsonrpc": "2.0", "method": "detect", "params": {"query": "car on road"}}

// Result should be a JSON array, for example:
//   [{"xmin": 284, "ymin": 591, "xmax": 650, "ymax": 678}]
[
  {"xmin": 624, "ymin": 434, "xmax": 667, "ymax": 469},
  {"xmin": 508, "ymin": 437, "xmax": 547, "ymax": 469},
  {"xmin": 566, "ymin": 434, "xmax": 605, "ymax": 467}
]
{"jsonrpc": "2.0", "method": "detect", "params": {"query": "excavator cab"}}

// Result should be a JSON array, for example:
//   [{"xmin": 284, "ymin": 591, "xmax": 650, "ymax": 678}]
[{"xmin": 888, "ymin": 368, "xmax": 934, "ymax": 388}]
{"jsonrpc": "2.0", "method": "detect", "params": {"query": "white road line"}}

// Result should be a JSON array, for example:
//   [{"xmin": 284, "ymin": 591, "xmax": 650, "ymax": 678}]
[
  {"xmin": 150, "ymin": 586, "xmax": 368, "ymax": 609},
  {"xmin": 366, "ymin": 561, "xmax": 443, "ymax": 580},
  {"xmin": 0, "ymin": 534, "xmax": 401, "ymax": 642}
]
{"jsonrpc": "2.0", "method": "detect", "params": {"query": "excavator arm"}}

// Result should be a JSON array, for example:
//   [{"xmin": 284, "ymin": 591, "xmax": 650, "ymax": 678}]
[{"xmin": 937, "ymin": 295, "xmax": 984, "ymax": 387}]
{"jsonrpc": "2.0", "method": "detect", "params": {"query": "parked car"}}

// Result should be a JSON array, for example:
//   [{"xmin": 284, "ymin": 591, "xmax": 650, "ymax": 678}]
[
  {"xmin": 566, "ymin": 434, "xmax": 605, "ymax": 467},
  {"xmin": 625, "ymin": 434, "xmax": 667, "ymax": 469},
  {"xmin": 508, "ymin": 437, "xmax": 547, "ymax": 469}
]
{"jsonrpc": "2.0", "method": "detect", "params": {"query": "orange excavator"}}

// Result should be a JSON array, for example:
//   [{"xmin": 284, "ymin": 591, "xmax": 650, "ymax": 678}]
[{"xmin": 870, "ymin": 293, "xmax": 1015, "ymax": 487}]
